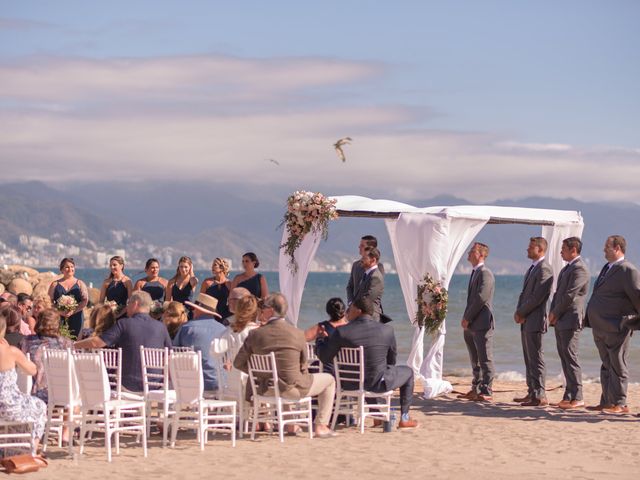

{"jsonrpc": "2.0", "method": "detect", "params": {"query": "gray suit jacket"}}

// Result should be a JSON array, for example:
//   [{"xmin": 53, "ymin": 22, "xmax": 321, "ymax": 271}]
[
  {"xmin": 347, "ymin": 260, "xmax": 385, "ymax": 304},
  {"xmin": 550, "ymin": 257, "xmax": 590, "ymax": 331},
  {"xmin": 516, "ymin": 260, "xmax": 553, "ymax": 333},
  {"xmin": 585, "ymin": 259, "xmax": 640, "ymax": 333},
  {"xmin": 352, "ymin": 267, "xmax": 384, "ymax": 321},
  {"xmin": 464, "ymin": 265, "xmax": 495, "ymax": 331}
]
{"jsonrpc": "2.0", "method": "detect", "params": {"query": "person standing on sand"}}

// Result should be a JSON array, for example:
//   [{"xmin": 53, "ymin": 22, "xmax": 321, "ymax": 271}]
[
  {"xmin": 459, "ymin": 242, "xmax": 495, "ymax": 402},
  {"xmin": 584, "ymin": 235, "xmax": 640, "ymax": 414},
  {"xmin": 513, "ymin": 237, "xmax": 553, "ymax": 407},
  {"xmin": 548, "ymin": 236, "xmax": 590, "ymax": 410},
  {"xmin": 346, "ymin": 235, "xmax": 384, "ymax": 306}
]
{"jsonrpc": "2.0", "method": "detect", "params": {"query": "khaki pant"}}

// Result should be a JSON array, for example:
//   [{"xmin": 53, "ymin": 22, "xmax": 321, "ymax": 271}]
[{"xmin": 282, "ymin": 373, "xmax": 336, "ymax": 425}]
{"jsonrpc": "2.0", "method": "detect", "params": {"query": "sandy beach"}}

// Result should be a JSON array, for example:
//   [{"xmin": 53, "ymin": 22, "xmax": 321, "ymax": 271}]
[{"xmin": 24, "ymin": 377, "xmax": 640, "ymax": 480}]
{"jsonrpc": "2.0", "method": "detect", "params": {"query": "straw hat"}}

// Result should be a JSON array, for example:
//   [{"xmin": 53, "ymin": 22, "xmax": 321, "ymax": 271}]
[{"xmin": 185, "ymin": 293, "xmax": 222, "ymax": 318}]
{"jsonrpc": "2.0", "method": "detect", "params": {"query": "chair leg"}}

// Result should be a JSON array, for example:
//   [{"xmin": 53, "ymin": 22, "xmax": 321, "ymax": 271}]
[
  {"xmin": 141, "ymin": 406, "xmax": 148, "ymax": 458},
  {"xmin": 104, "ymin": 412, "xmax": 112, "ymax": 463},
  {"xmin": 162, "ymin": 401, "xmax": 169, "ymax": 448},
  {"xmin": 277, "ymin": 399, "xmax": 284, "ymax": 443},
  {"xmin": 231, "ymin": 403, "xmax": 237, "ymax": 447},
  {"xmin": 307, "ymin": 398, "xmax": 313, "ymax": 439},
  {"xmin": 79, "ymin": 411, "xmax": 86, "ymax": 455},
  {"xmin": 250, "ymin": 402, "xmax": 258, "ymax": 441},
  {"xmin": 66, "ymin": 408, "xmax": 74, "ymax": 456},
  {"xmin": 198, "ymin": 405, "xmax": 205, "ymax": 451},
  {"xmin": 170, "ymin": 408, "xmax": 179, "ymax": 448},
  {"xmin": 330, "ymin": 393, "xmax": 340, "ymax": 431},
  {"xmin": 359, "ymin": 396, "xmax": 365, "ymax": 434}
]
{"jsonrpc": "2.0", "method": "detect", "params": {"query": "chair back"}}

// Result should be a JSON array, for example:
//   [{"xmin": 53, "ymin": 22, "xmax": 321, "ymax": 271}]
[
  {"xmin": 72, "ymin": 351, "xmax": 111, "ymax": 409},
  {"xmin": 306, "ymin": 343, "xmax": 322, "ymax": 374},
  {"xmin": 333, "ymin": 346, "xmax": 365, "ymax": 391},
  {"xmin": 247, "ymin": 352, "xmax": 279, "ymax": 398},
  {"xmin": 170, "ymin": 346, "xmax": 194, "ymax": 353},
  {"xmin": 93, "ymin": 348, "xmax": 122, "ymax": 397},
  {"xmin": 140, "ymin": 346, "xmax": 170, "ymax": 395},
  {"xmin": 16, "ymin": 353, "xmax": 33, "ymax": 395},
  {"xmin": 42, "ymin": 347, "xmax": 79, "ymax": 406},
  {"xmin": 169, "ymin": 351, "xmax": 203, "ymax": 405}
]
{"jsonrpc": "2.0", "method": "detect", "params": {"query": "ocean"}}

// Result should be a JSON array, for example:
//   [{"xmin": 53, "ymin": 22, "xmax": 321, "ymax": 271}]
[{"xmin": 72, "ymin": 269, "xmax": 640, "ymax": 383}]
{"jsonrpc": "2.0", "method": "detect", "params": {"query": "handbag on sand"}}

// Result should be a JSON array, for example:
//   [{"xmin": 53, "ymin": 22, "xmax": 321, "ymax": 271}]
[{"xmin": 0, "ymin": 454, "xmax": 48, "ymax": 474}]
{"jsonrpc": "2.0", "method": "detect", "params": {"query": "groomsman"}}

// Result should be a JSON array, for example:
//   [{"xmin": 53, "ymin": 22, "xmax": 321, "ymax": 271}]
[
  {"xmin": 460, "ymin": 242, "xmax": 495, "ymax": 401},
  {"xmin": 513, "ymin": 237, "xmax": 553, "ymax": 406},
  {"xmin": 548, "ymin": 237, "xmax": 590, "ymax": 409},
  {"xmin": 346, "ymin": 235, "xmax": 384, "ymax": 305},
  {"xmin": 350, "ymin": 247, "xmax": 384, "ymax": 322},
  {"xmin": 585, "ymin": 235, "xmax": 640, "ymax": 414}
]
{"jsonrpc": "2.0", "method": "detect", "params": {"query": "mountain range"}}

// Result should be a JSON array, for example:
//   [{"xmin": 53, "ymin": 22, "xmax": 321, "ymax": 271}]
[{"xmin": 1, "ymin": 180, "xmax": 639, "ymax": 273}]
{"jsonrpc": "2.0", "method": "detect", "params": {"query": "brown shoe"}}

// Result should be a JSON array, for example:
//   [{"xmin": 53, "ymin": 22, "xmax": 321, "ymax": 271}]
[
  {"xmin": 475, "ymin": 394, "xmax": 493, "ymax": 402},
  {"xmin": 456, "ymin": 390, "xmax": 475, "ymax": 399},
  {"xmin": 559, "ymin": 400, "xmax": 585, "ymax": 410},
  {"xmin": 586, "ymin": 404, "xmax": 612, "ymax": 411},
  {"xmin": 397, "ymin": 419, "xmax": 419, "ymax": 429},
  {"xmin": 602, "ymin": 405, "xmax": 630, "ymax": 415},
  {"xmin": 521, "ymin": 398, "xmax": 548, "ymax": 407},
  {"xmin": 513, "ymin": 395, "xmax": 531, "ymax": 403},
  {"xmin": 372, "ymin": 419, "xmax": 384, "ymax": 427}
]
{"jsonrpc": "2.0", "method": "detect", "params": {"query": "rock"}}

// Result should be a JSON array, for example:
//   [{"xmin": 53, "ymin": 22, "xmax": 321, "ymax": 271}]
[
  {"xmin": 0, "ymin": 270, "xmax": 16, "ymax": 286},
  {"xmin": 32, "ymin": 282, "xmax": 52, "ymax": 299},
  {"xmin": 8, "ymin": 265, "xmax": 39, "ymax": 278},
  {"xmin": 0, "ymin": 283, "xmax": 4, "ymax": 295},
  {"xmin": 7, "ymin": 278, "xmax": 33, "ymax": 295},
  {"xmin": 88, "ymin": 287, "xmax": 100, "ymax": 306}
]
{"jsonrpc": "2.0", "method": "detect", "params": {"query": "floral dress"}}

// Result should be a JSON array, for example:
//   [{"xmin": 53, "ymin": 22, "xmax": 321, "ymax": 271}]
[{"xmin": 0, "ymin": 368, "xmax": 46, "ymax": 452}]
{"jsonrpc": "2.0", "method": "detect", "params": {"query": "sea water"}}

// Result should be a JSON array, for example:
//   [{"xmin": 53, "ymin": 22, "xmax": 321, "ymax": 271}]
[{"xmin": 72, "ymin": 269, "xmax": 640, "ymax": 382}]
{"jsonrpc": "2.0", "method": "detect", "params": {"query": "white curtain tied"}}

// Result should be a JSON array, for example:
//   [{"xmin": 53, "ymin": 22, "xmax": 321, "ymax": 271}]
[{"xmin": 385, "ymin": 212, "xmax": 489, "ymax": 398}]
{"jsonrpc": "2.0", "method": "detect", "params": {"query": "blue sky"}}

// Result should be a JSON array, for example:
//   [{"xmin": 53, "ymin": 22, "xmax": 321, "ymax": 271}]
[{"xmin": 1, "ymin": 1, "xmax": 638, "ymax": 202}]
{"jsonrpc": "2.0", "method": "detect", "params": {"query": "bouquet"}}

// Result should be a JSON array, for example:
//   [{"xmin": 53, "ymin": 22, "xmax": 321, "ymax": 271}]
[
  {"xmin": 104, "ymin": 300, "xmax": 125, "ymax": 317},
  {"xmin": 150, "ymin": 300, "xmax": 164, "ymax": 318},
  {"xmin": 415, "ymin": 273, "xmax": 448, "ymax": 335},
  {"xmin": 55, "ymin": 295, "xmax": 78, "ymax": 315},
  {"xmin": 279, "ymin": 191, "xmax": 338, "ymax": 273}
]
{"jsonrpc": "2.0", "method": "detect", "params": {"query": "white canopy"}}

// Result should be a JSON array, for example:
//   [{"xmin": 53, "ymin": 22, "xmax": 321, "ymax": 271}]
[{"xmin": 279, "ymin": 195, "xmax": 584, "ymax": 398}]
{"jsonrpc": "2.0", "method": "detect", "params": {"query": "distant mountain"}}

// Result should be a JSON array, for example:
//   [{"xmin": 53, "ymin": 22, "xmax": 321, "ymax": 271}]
[{"xmin": 2, "ymin": 181, "xmax": 640, "ymax": 273}]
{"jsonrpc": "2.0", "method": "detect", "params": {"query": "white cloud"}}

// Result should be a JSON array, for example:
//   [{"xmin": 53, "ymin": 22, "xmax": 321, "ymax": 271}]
[{"xmin": 1, "ymin": 54, "xmax": 639, "ymax": 203}]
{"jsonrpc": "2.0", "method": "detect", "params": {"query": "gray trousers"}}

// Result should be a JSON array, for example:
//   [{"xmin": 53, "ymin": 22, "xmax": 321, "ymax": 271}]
[
  {"xmin": 555, "ymin": 328, "xmax": 583, "ymax": 401},
  {"xmin": 521, "ymin": 330, "xmax": 546, "ymax": 399},
  {"xmin": 463, "ymin": 328, "xmax": 495, "ymax": 395},
  {"xmin": 592, "ymin": 328, "xmax": 632, "ymax": 407}
]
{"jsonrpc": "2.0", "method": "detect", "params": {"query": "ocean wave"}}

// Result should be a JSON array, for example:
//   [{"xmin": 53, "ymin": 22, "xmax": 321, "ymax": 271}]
[{"xmin": 495, "ymin": 371, "xmax": 526, "ymax": 382}]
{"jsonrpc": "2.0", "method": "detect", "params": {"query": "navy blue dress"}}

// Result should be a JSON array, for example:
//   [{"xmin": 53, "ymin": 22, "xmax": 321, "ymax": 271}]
[
  {"xmin": 141, "ymin": 280, "xmax": 165, "ymax": 302},
  {"xmin": 205, "ymin": 282, "xmax": 230, "ymax": 319},
  {"xmin": 237, "ymin": 274, "xmax": 263, "ymax": 299},
  {"xmin": 106, "ymin": 279, "xmax": 129, "ymax": 307},
  {"xmin": 171, "ymin": 280, "xmax": 195, "ymax": 318},
  {"xmin": 315, "ymin": 320, "xmax": 339, "ymax": 375},
  {"xmin": 52, "ymin": 281, "xmax": 85, "ymax": 339}
]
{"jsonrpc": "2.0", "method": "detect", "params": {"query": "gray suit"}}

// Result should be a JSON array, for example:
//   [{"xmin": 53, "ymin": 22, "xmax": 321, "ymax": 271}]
[
  {"xmin": 549, "ymin": 257, "xmax": 590, "ymax": 401},
  {"xmin": 346, "ymin": 260, "xmax": 384, "ymax": 304},
  {"xmin": 585, "ymin": 259, "xmax": 640, "ymax": 406},
  {"xmin": 463, "ymin": 265, "xmax": 495, "ymax": 395},
  {"xmin": 351, "ymin": 267, "xmax": 384, "ymax": 322},
  {"xmin": 515, "ymin": 260, "xmax": 553, "ymax": 400}
]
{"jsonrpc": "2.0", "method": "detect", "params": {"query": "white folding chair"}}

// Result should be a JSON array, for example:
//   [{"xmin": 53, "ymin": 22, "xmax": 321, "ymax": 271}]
[
  {"xmin": 331, "ymin": 346, "xmax": 393, "ymax": 433},
  {"xmin": 92, "ymin": 348, "xmax": 122, "ymax": 399},
  {"xmin": 169, "ymin": 351, "xmax": 236, "ymax": 450},
  {"xmin": 16, "ymin": 353, "xmax": 33, "ymax": 395},
  {"xmin": 140, "ymin": 346, "xmax": 175, "ymax": 447},
  {"xmin": 306, "ymin": 343, "xmax": 323, "ymax": 374},
  {"xmin": 247, "ymin": 352, "xmax": 313, "ymax": 443},
  {"xmin": 0, "ymin": 421, "xmax": 34, "ymax": 456},
  {"xmin": 211, "ymin": 342, "xmax": 248, "ymax": 439},
  {"xmin": 41, "ymin": 347, "xmax": 81, "ymax": 455},
  {"xmin": 73, "ymin": 351, "xmax": 147, "ymax": 462}
]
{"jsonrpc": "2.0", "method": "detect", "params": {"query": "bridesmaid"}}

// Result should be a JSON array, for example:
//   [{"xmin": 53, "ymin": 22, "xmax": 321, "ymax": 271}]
[
  {"xmin": 133, "ymin": 258, "xmax": 168, "ymax": 302},
  {"xmin": 230, "ymin": 252, "xmax": 268, "ymax": 300},
  {"xmin": 166, "ymin": 256, "xmax": 198, "ymax": 315},
  {"xmin": 48, "ymin": 257, "xmax": 89, "ymax": 339},
  {"xmin": 98, "ymin": 256, "xmax": 132, "ymax": 313},
  {"xmin": 200, "ymin": 257, "xmax": 231, "ymax": 322}
]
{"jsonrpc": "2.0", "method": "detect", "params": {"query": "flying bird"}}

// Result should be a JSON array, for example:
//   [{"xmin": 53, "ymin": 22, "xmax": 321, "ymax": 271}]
[
  {"xmin": 333, "ymin": 137, "xmax": 352, "ymax": 162},
  {"xmin": 265, "ymin": 158, "xmax": 280, "ymax": 166}
]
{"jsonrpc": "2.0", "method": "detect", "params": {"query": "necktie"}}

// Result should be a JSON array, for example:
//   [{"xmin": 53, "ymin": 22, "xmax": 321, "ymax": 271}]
[
  {"xmin": 524, "ymin": 264, "xmax": 535, "ymax": 284},
  {"xmin": 468, "ymin": 269, "xmax": 475, "ymax": 293},
  {"xmin": 595, "ymin": 264, "xmax": 610, "ymax": 288},
  {"xmin": 558, "ymin": 264, "xmax": 569, "ymax": 283}
]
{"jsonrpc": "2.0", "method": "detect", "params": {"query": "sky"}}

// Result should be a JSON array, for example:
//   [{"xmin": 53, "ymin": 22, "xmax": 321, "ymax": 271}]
[{"xmin": 1, "ymin": 0, "xmax": 638, "ymax": 203}]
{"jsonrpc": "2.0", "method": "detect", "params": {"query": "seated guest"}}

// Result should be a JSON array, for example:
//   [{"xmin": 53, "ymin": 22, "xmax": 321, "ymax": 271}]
[
  {"xmin": 234, "ymin": 293, "xmax": 337, "ymax": 438},
  {"xmin": 16, "ymin": 293, "xmax": 34, "ymax": 335},
  {"xmin": 224, "ymin": 287, "xmax": 251, "ymax": 326},
  {"xmin": 78, "ymin": 304, "xmax": 117, "ymax": 340},
  {"xmin": 162, "ymin": 301, "xmax": 188, "ymax": 339},
  {"xmin": 0, "ymin": 307, "xmax": 25, "ymax": 347},
  {"xmin": 0, "ymin": 314, "xmax": 46, "ymax": 453},
  {"xmin": 21, "ymin": 309, "xmax": 75, "ymax": 403},
  {"xmin": 305, "ymin": 297, "xmax": 348, "ymax": 375},
  {"xmin": 31, "ymin": 294, "xmax": 52, "ymax": 325},
  {"xmin": 317, "ymin": 297, "xmax": 419, "ymax": 429},
  {"xmin": 75, "ymin": 291, "xmax": 172, "ymax": 394},
  {"xmin": 174, "ymin": 293, "xmax": 226, "ymax": 393}
]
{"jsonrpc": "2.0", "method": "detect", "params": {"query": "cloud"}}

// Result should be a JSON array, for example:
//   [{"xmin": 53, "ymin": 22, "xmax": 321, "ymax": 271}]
[
  {"xmin": 0, "ymin": 17, "xmax": 56, "ymax": 31},
  {"xmin": 0, "ymin": 54, "xmax": 639, "ymax": 204}
]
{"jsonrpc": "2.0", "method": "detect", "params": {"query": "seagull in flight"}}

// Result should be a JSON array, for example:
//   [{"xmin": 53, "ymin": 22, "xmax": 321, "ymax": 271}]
[
  {"xmin": 265, "ymin": 158, "xmax": 280, "ymax": 166},
  {"xmin": 333, "ymin": 137, "xmax": 352, "ymax": 162}
]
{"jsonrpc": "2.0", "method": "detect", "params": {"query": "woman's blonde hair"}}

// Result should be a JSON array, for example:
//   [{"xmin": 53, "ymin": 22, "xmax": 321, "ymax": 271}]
[
  {"xmin": 162, "ymin": 301, "xmax": 188, "ymax": 338},
  {"xmin": 170, "ymin": 256, "xmax": 193, "ymax": 282},
  {"xmin": 212, "ymin": 257, "xmax": 230, "ymax": 276},
  {"xmin": 35, "ymin": 309, "xmax": 62, "ymax": 337},
  {"xmin": 88, "ymin": 304, "xmax": 117, "ymax": 337},
  {"xmin": 232, "ymin": 295, "xmax": 258, "ymax": 333}
]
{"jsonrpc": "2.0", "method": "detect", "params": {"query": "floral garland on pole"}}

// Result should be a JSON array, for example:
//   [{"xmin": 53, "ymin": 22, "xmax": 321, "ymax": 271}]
[
  {"xmin": 280, "ymin": 191, "xmax": 338, "ymax": 273},
  {"xmin": 415, "ymin": 273, "xmax": 448, "ymax": 335}
]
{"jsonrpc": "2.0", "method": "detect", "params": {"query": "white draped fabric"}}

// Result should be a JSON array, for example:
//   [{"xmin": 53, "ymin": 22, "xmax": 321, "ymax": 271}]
[
  {"xmin": 278, "ymin": 228, "xmax": 322, "ymax": 325},
  {"xmin": 277, "ymin": 195, "xmax": 584, "ymax": 399},
  {"xmin": 385, "ymin": 212, "xmax": 489, "ymax": 398}
]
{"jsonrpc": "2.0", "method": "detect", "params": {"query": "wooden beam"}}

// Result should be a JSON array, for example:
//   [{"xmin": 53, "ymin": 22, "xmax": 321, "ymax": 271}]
[{"xmin": 336, "ymin": 210, "xmax": 556, "ymax": 226}]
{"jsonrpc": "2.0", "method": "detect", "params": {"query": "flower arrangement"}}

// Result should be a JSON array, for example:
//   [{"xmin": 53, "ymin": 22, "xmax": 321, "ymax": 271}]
[
  {"xmin": 415, "ymin": 273, "xmax": 448, "ymax": 335},
  {"xmin": 104, "ymin": 300, "xmax": 125, "ymax": 317},
  {"xmin": 55, "ymin": 294, "xmax": 78, "ymax": 314},
  {"xmin": 150, "ymin": 300, "xmax": 164, "ymax": 318},
  {"xmin": 280, "ymin": 191, "xmax": 338, "ymax": 273}
]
